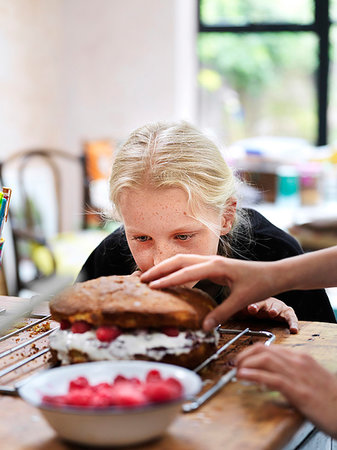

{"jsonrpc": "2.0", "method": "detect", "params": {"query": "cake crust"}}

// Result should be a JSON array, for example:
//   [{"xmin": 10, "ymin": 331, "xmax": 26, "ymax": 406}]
[{"xmin": 50, "ymin": 275, "xmax": 217, "ymax": 330}]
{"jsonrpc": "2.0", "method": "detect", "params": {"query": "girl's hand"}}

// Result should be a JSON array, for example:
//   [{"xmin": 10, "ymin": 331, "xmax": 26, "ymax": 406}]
[
  {"xmin": 130, "ymin": 270, "xmax": 142, "ymax": 278},
  {"xmin": 236, "ymin": 344, "xmax": 337, "ymax": 439},
  {"xmin": 236, "ymin": 298, "xmax": 298, "ymax": 334}
]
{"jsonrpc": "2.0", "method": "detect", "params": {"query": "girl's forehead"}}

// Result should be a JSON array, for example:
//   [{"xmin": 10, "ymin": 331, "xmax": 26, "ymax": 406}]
[
  {"xmin": 119, "ymin": 186, "xmax": 189, "ymax": 207},
  {"xmin": 119, "ymin": 186, "xmax": 221, "ymax": 230},
  {"xmin": 119, "ymin": 186, "xmax": 220, "ymax": 217},
  {"xmin": 119, "ymin": 187, "xmax": 192, "ymax": 220}
]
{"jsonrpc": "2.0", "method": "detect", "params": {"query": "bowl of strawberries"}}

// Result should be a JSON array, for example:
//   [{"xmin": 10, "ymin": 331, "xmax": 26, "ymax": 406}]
[{"xmin": 18, "ymin": 360, "xmax": 202, "ymax": 447}]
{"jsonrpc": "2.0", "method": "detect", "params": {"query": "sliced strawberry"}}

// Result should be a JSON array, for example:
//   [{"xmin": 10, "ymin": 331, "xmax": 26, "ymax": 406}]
[
  {"xmin": 60, "ymin": 319, "xmax": 71, "ymax": 330},
  {"xmin": 110, "ymin": 383, "xmax": 146, "ymax": 407},
  {"xmin": 113, "ymin": 374, "xmax": 128, "ymax": 384},
  {"xmin": 65, "ymin": 388, "xmax": 93, "ymax": 406},
  {"xmin": 69, "ymin": 376, "xmax": 89, "ymax": 390},
  {"xmin": 166, "ymin": 377, "xmax": 183, "ymax": 396},
  {"xmin": 71, "ymin": 321, "xmax": 92, "ymax": 334},
  {"xmin": 42, "ymin": 372, "xmax": 185, "ymax": 409},
  {"xmin": 93, "ymin": 382, "xmax": 112, "ymax": 392},
  {"xmin": 162, "ymin": 327, "xmax": 179, "ymax": 337},
  {"xmin": 96, "ymin": 326, "xmax": 121, "ymax": 342},
  {"xmin": 143, "ymin": 380, "xmax": 180, "ymax": 403},
  {"xmin": 91, "ymin": 390, "xmax": 114, "ymax": 407},
  {"xmin": 145, "ymin": 369, "xmax": 161, "ymax": 383}
]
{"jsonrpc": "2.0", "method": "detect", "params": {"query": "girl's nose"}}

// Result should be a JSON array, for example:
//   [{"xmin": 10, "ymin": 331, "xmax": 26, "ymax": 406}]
[{"xmin": 153, "ymin": 245, "xmax": 175, "ymax": 266}]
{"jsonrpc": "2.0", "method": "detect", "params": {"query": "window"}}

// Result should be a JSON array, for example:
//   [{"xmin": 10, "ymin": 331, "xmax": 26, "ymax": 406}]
[
  {"xmin": 198, "ymin": 0, "xmax": 331, "ymax": 146},
  {"xmin": 329, "ymin": 1, "xmax": 337, "ymax": 142}
]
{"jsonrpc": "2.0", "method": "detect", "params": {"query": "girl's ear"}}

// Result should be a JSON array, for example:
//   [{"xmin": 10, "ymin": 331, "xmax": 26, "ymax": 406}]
[{"xmin": 221, "ymin": 197, "xmax": 237, "ymax": 235}]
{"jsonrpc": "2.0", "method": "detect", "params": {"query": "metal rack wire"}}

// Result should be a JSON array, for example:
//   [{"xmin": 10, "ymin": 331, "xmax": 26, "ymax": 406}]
[
  {"xmin": 0, "ymin": 318, "xmax": 274, "ymax": 409},
  {"xmin": 0, "ymin": 314, "xmax": 58, "ymax": 395},
  {"xmin": 182, "ymin": 327, "xmax": 275, "ymax": 412}
]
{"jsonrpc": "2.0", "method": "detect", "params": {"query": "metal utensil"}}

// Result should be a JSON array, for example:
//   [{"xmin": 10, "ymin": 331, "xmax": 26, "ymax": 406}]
[
  {"xmin": 193, "ymin": 327, "xmax": 250, "ymax": 373},
  {"xmin": 182, "ymin": 368, "xmax": 237, "ymax": 412},
  {"xmin": 182, "ymin": 328, "xmax": 275, "ymax": 413},
  {"xmin": 0, "ymin": 276, "xmax": 71, "ymax": 335}
]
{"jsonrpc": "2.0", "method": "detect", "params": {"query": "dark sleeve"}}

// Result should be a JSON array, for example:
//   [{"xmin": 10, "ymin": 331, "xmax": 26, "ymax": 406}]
[
  {"xmin": 77, "ymin": 226, "xmax": 136, "ymax": 282},
  {"xmin": 236, "ymin": 209, "xmax": 336, "ymax": 323}
]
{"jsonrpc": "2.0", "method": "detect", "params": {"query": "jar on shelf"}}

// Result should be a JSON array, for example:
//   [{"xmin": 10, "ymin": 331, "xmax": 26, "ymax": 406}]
[
  {"xmin": 321, "ymin": 162, "xmax": 337, "ymax": 203},
  {"xmin": 298, "ymin": 162, "xmax": 321, "ymax": 206},
  {"xmin": 276, "ymin": 165, "xmax": 300, "ymax": 207}
]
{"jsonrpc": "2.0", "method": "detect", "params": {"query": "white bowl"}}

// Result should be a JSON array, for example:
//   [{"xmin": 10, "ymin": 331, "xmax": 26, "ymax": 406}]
[{"xmin": 18, "ymin": 360, "xmax": 202, "ymax": 447}]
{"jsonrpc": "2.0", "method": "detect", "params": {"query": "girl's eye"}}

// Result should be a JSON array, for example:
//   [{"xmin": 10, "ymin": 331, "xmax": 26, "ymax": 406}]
[
  {"xmin": 134, "ymin": 236, "xmax": 151, "ymax": 242},
  {"xmin": 175, "ymin": 234, "xmax": 194, "ymax": 241}
]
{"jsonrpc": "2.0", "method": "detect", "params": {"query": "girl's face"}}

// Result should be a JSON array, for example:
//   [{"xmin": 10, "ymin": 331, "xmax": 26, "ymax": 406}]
[{"xmin": 119, "ymin": 187, "xmax": 231, "ymax": 286}]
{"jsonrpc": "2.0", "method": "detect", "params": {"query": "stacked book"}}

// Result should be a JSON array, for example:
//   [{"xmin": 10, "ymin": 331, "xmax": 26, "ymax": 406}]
[{"xmin": 0, "ymin": 187, "xmax": 12, "ymax": 264}]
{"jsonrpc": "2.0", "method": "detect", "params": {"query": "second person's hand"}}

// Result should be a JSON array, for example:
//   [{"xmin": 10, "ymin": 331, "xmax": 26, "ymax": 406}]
[
  {"xmin": 235, "ymin": 343, "xmax": 337, "ymax": 439},
  {"xmin": 140, "ymin": 254, "xmax": 282, "ymax": 331}
]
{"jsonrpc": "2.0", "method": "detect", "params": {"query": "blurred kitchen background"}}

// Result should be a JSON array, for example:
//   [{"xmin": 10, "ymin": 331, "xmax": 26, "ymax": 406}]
[{"xmin": 0, "ymin": 0, "xmax": 337, "ymax": 311}]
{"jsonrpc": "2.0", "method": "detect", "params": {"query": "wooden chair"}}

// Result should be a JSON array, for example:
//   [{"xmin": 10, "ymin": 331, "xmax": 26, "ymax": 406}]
[{"xmin": 0, "ymin": 148, "xmax": 115, "ymax": 297}]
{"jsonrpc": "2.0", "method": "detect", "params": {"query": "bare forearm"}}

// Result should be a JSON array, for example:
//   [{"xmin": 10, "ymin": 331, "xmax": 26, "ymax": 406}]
[{"xmin": 270, "ymin": 246, "xmax": 337, "ymax": 293}]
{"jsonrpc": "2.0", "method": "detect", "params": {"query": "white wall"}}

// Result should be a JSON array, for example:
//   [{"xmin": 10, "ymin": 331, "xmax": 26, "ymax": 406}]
[
  {"xmin": 0, "ymin": 0, "xmax": 197, "ymax": 152},
  {"xmin": 62, "ymin": 0, "xmax": 198, "ymax": 148},
  {"xmin": 0, "ymin": 0, "xmax": 198, "ymax": 229},
  {"xmin": 0, "ymin": 0, "xmax": 65, "ymax": 153}
]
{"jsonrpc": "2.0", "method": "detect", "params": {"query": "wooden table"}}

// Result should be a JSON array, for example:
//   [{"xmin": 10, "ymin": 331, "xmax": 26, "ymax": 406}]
[{"xmin": 0, "ymin": 295, "xmax": 337, "ymax": 450}]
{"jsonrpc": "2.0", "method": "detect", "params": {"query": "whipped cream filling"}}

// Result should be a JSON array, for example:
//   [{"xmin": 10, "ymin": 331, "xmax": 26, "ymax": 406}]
[{"xmin": 49, "ymin": 328, "xmax": 220, "ymax": 365}]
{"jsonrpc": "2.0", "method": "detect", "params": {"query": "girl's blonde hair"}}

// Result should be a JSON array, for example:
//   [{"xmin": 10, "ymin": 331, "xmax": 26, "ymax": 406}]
[{"xmin": 108, "ymin": 120, "xmax": 248, "ymax": 255}]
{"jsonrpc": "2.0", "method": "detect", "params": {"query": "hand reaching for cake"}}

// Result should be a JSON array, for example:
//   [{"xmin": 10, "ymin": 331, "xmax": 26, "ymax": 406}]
[{"xmin": 140, "ymin": 254, "xmax": 299, "ymax": 332}]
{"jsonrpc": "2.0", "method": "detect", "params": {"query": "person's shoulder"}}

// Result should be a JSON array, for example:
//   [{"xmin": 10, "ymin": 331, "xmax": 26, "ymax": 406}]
[
  {"xmin": 244, "ymin": 207, "xmax": 276, "ymax": 229},
  {"xmin": 94, "ymin": 225, "xmax": 126, "ymax": 250},
  {"xmin": 80, "ymin": 225, "xmax": 128, "ymax": 268},
  {"xmin": 242, "ymin": 207, "xmax": 303, "ymax": 258},
  {"xmin": 244, "ymin": 207, "xmax": 293, "ymax": 239},
  {"xmin": 77, "ymin": 225, "xmax": 132, "ymax": 282}
]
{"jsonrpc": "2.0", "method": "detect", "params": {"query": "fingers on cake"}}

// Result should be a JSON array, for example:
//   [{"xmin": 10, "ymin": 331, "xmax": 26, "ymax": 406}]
[{"xmin": 49, "ymin": 275, "xmax": 219, "ymax": 369}]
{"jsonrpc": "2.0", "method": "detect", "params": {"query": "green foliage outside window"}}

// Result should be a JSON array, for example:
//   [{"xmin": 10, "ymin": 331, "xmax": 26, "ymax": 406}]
[{"xmin": 198, "ymin": 0, "xmax": 318, "ymax": 143}]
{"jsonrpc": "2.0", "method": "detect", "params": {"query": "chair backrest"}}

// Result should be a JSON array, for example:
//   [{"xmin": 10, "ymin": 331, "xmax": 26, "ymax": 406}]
[
  {"xmin": 0, "ymin": 149, "xmax": 89, "ymax": 232},
  {"xmin": 0, "ymin": 149, "xmax": 104, "ymax": 295}
]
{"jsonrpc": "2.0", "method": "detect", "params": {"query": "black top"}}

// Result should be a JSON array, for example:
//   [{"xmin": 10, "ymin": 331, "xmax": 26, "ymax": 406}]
[{"xmin": 78, "ymin": 208, "xmax": 336, "ymax": 323}]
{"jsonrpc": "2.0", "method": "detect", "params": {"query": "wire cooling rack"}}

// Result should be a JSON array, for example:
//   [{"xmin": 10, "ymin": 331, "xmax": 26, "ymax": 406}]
[{"xmin": 0, "ymin": 317, "xmax": 274, "ymax": 411}]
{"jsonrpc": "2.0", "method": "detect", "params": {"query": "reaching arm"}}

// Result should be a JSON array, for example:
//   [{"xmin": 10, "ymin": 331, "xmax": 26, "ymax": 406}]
[
  {"xmin": 273, "ymin": 246, "xmax": 337, "ymax": 291},
  {"xmin": 140, "ymin": 246, "xmax": 337, "ymax": 330}
]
